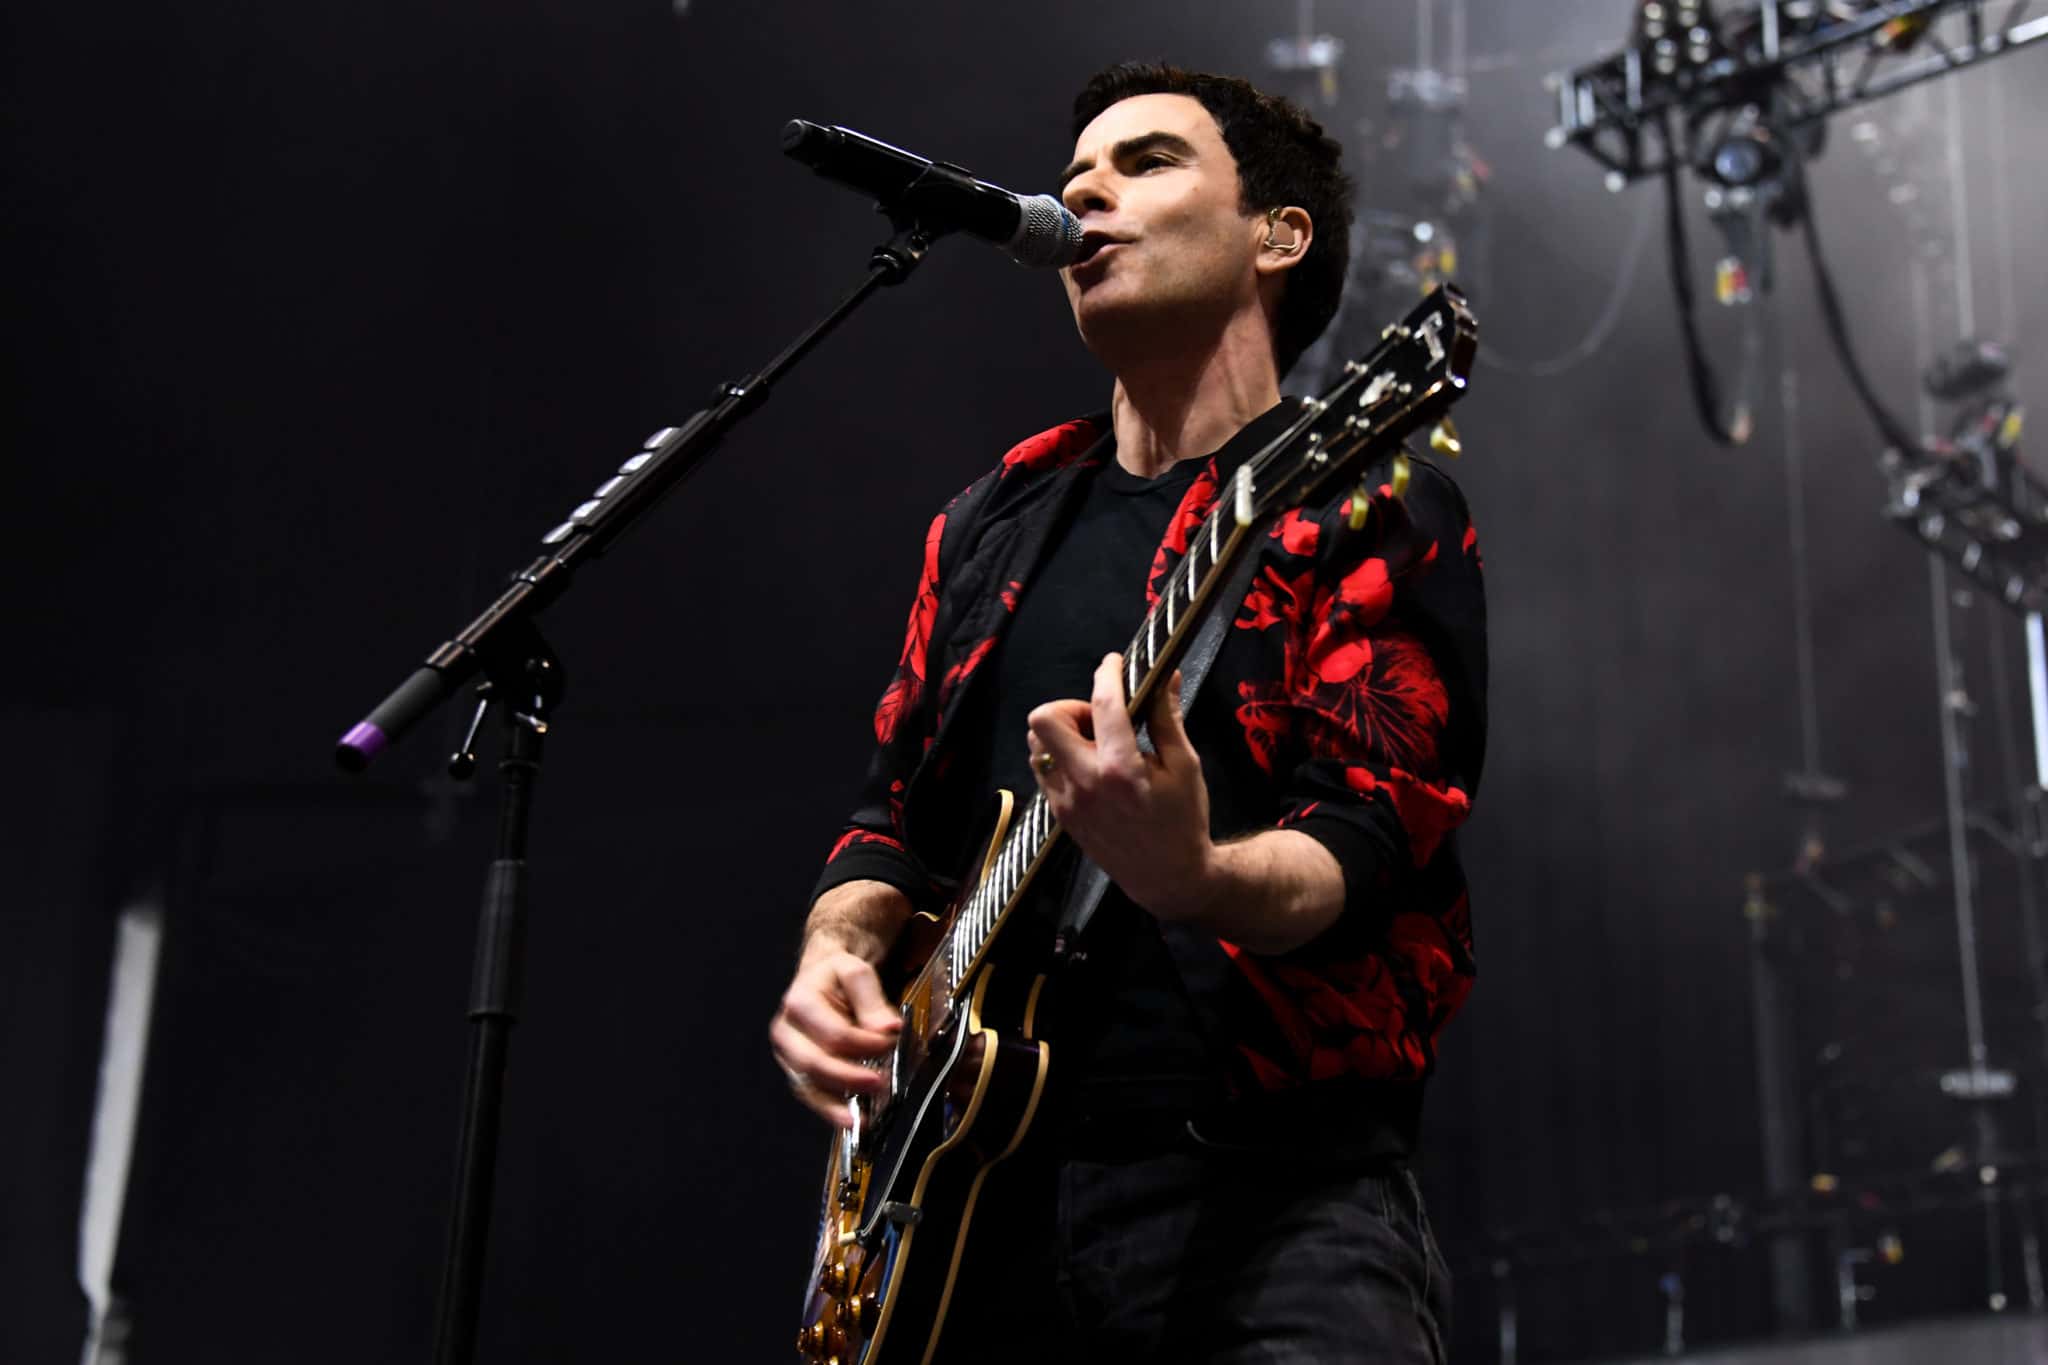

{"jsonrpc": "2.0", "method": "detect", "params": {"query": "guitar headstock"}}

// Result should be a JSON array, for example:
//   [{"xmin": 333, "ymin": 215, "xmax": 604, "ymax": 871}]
[{"xmin": 1248, "ymin": 285, "xmax": 1477, "ymax": 519}]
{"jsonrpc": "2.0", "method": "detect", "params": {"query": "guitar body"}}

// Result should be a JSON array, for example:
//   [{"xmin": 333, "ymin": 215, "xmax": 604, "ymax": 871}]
[{"xmin": 796, "ymin": 795, "xmax": 1052, "ymax": 1365}]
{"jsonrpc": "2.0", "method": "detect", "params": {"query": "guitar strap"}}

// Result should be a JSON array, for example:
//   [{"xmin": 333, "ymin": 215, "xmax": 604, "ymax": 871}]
[{"xmin": 1053, "ymin": 512, "xmax": 1277, "ymax": 952}]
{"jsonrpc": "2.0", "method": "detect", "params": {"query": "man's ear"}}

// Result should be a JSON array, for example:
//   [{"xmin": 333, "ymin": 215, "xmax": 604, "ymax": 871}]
[{"xmin": 1254, "ymin": 206, "xmax": 1314, "ymax": 277}]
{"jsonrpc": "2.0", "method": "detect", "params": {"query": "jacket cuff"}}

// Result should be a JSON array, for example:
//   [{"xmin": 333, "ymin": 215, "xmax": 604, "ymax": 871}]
[
  {"xmin": 1286, "ymin": 804, "xmax": 1402, "ymax": 930},
  {"xmin": 810, "ymin": 842, "xmax": 934, "ymax": 915}
]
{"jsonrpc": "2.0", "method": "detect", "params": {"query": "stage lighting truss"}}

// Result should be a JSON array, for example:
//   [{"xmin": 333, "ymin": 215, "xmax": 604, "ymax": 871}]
[
  {"xmin": 1882, "ymin": 402, "xmax": 2048, "ymax": 614},
  {"xmin": 1548, "ymin": 0, "xmax": 2048, "ymax": 185}
]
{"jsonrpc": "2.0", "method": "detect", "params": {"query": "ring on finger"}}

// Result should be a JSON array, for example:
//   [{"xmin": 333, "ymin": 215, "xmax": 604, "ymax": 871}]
[{"xmin": 1034, "ymin": 751, "xmax": 1056, "ymax": 776}]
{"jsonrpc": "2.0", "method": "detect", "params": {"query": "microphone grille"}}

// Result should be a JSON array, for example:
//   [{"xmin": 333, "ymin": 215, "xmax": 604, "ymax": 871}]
[{"xmin": 1010, "ymin": 194, "xmax": 1085, "ymax": 269}]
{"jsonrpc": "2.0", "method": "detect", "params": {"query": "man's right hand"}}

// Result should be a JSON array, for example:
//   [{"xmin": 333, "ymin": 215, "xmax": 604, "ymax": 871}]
[{"xmin": 770, "ymin": 881, "xmax": 911, "ymax": 1127}]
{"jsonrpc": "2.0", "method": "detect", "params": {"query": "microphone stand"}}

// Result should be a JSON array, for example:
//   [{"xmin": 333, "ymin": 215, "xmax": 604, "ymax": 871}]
[{"xmin": 335, "ymin": 206, "xmax": 944, "ymax": 1365}]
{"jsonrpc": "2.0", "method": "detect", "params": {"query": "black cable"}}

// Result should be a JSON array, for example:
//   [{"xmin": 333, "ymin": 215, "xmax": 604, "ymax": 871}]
[
  {"xmin": 1781, "ymin": 130, "xmax": 1923, "ymax": 456},
  {"xmin": 1480, "ymin": 197, "xmax": 1657, "ymax": 378},
  {"xmin": 1660, "ymin": 107, "xmax": 1923, "ymax": 455},
  {"xmin": 1660, "ymin": 114, "xmax": 1743, "ymax": 446}
]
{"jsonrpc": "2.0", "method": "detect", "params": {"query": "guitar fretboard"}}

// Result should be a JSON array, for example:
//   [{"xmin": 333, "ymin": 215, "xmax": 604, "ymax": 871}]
[{"xmin": 934, "ymin": 467, "xmax": 1264, "ymax": 1001}]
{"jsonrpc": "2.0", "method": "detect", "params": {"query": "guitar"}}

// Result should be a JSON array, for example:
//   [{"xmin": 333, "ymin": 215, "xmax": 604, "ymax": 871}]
[{"xmin": 794, "ymin": 285, "xmax": 1478, "ymax": 1365}]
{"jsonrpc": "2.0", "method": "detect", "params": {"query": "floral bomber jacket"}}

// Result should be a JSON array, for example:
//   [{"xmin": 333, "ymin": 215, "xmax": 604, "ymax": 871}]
[{"xmin": 810, "ymin": 410, "xmax": 1488, "ymax": 1099}]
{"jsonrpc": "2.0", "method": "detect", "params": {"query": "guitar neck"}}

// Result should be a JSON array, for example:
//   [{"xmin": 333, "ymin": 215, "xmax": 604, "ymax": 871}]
[{"xmin": 933, "ymin": 470, "xmax": 1271, "ymax": 1001}]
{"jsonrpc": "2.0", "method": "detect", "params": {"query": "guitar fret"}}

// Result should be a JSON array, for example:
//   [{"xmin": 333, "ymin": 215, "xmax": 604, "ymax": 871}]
[{"xmin": 1209, "ymin": 511, "xmax": 1219, "ymax": 563}]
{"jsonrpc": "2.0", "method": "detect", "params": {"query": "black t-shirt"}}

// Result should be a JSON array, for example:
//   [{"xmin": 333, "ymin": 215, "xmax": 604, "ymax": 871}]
[
  {"xmin": 981, "ymin": 455, "xmax": 1203, "ymax": 804},
  {"xmin": 978, "ymin": 404, "xmax": 1297, "ymax": 1106}
]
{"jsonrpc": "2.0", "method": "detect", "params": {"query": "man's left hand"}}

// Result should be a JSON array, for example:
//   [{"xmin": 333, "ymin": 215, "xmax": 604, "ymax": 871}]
[{"xmin": 1026, "ymin": 654, "xmax": 1217, "ymax": 924}]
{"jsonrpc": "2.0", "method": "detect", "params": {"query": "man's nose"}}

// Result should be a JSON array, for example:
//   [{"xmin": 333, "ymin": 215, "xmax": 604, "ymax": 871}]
[{"xmin": 1061, "ymin": 170, "xmax": 1115, "ymax": 218}]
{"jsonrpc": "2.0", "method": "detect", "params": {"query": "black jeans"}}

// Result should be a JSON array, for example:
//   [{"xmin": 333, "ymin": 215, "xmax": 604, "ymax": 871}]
[{"xmin": 933, "ymin": 1122, "xmax": 1453, "ymax": 1363}]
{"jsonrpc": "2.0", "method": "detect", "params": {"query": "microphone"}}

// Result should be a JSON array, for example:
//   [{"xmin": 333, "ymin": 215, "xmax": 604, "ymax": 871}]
[{"xmin": 781, "ymin": 120, "xmax": 1084, "ymax": 269}]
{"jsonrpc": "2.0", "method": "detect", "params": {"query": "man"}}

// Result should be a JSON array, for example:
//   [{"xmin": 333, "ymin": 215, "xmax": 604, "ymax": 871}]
[{"xmin": 769, "ymin": 62, "xmax": 1485, "ymax": 1362}]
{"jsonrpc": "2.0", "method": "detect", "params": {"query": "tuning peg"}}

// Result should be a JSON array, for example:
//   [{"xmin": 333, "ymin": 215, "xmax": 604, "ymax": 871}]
[
  {"xmin": 1391, "ymin": 451, "xmax": 1413, "ymax": 499},
  {"xmin": 1429, "ymin": 418, "xmax": 1463, "ymax": 459},
  {"xmin": 1347, "ymin": 485, "xmax": 1372, "ymax": 531}
]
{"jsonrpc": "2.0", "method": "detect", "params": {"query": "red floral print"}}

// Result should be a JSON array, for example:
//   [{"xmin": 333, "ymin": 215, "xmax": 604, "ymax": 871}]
[
  {"xmin": 999, "ymin": 419, "xmax": 1098, "ymax": 478},
  {"xmin": 1146, "ymin": 465, "xmax": 1222, "ymax": 605},
  {"xmin": 827, "ymin": 828, "xmax": 905, "ymax": 862},
  {"xmin": 873, "ymin": 511, "xmax": 946, "ymax": 746}
]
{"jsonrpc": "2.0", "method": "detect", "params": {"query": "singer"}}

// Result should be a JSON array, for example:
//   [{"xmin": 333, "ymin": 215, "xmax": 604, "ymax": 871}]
[{"xmin": 770, "ymin": 62, "xmax": 1486, "ymax": 1362}]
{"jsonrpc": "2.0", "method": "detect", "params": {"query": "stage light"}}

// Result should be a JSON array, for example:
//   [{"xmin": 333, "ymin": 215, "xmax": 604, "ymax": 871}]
[
  {"xmin": 1706, "ymin": 126, "xmax": 1781, "ymax": 187},
  {"xmin": 1638, "ymin": 0, "xmax": 1722, "ymax": 81}
]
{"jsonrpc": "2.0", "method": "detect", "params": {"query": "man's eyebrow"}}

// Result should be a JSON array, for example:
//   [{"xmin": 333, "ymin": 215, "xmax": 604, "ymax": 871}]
[{"xmin": 1056, "ymin": 132, "xmax": 1198, "ymax": 193}]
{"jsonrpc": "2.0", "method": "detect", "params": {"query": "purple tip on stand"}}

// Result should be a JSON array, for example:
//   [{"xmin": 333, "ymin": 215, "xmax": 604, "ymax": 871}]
[{"xmin": 336, "ymin": 721, "xmax": 388, "ymax": 771}]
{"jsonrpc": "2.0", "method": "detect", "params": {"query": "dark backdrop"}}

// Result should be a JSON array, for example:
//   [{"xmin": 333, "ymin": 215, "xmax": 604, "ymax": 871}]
[{"xmin": 5, "ymin": 1, "xmax": 2045, "ymax": 1361}]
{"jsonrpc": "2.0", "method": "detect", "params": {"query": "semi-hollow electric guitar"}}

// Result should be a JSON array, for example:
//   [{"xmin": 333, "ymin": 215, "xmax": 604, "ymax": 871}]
[{"xmin": 794, "ymin": 285, "xmax": 1478, "ymax": 1365}]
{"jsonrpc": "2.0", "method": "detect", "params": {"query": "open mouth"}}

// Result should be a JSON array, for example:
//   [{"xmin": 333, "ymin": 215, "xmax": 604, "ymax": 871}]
[{"xmin": 1073, "ymin": 232, "xmax": 1126, "ymax": 267}]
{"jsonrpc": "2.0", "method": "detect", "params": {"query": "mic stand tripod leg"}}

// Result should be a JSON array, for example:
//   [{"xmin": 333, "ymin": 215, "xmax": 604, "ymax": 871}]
[{"xmin": 432, "ymin": 628, "xmax": 562, "ymax": 1365}]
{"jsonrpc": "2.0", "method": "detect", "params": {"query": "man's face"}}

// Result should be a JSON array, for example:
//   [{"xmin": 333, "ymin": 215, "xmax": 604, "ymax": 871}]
[{"xmin": 1057, "ymin": 93, "xmax": 1262, "ymax": 359}]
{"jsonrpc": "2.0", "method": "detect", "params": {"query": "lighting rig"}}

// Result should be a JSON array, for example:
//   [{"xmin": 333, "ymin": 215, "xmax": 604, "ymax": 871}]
[
  {"xmin": 1269, "ymin": 4, "xmax": 1491, "ymax": 391},
  {"xmin": 1549, "ymin": 0, "xmax": 2048, "ymax": 186},
  {"xmin": 1884, "ymin": 340, "xmax": 2046, "ymax": 612},
  {"xmin": 1545, "ymin": 1, "xmax": 2045, "ymax": 449}
]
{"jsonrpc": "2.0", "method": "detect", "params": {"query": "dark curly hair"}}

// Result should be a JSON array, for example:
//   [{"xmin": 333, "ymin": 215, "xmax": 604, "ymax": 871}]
[{"xmin": 1071, "ymin": 62, "xmax": 1354, "ymax": 377}]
